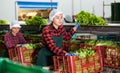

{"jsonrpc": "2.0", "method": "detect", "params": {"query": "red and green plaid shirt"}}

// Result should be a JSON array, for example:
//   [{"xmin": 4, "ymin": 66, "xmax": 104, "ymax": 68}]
[
  {"xmin": 4, "ymin": 31, "xmax": 27, "ymax": 49},
  {"xmin": 42, "ymin": 24, "xmax": 75, "ymax": 56}
]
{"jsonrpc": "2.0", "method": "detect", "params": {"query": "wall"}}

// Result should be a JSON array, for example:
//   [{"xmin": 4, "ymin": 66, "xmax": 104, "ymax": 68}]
[
  {"xmin": 0, "ymin": 0, "xmax": 55, "ymax": 22},
  {"xmin": 1, "ymin": 0, "xmax": 120, "ymax": 22},
  {"xmin": 0, "ymin": 0, "xmax": 16, "ymax": 22},
  {"xmin": 58, "ymin": 0, "xmax": 81, "ymax": 16}
]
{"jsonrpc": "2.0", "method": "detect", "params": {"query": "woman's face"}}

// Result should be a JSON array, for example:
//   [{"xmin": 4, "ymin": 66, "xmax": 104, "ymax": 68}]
[
  {"xmin": 11, "ymin": 27, "xmax": 20, "ymax": 35},
  {"xmin": 53, "ymin": 13, "xmax": 63, "ymax": 27}
]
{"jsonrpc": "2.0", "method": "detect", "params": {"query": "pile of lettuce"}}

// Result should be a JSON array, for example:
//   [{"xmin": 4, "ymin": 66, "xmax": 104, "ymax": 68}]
[
  {"xmin": 76, "ymin": 11, "xmax": 107, "ymax": 26},
  {"xmin": 23, "ymin": 43, "xmax": 42, "ymax": 49},
  {"xmin": 85, "ymin": 40, "xmax": 118, "ymax": 47},
  {"xmin": 0, "ymin": 20, "xmax": 9, "ymax": 25},
  {"xmin": 25, "ymin": 16, "xmax": 48, "ymax": 25}
]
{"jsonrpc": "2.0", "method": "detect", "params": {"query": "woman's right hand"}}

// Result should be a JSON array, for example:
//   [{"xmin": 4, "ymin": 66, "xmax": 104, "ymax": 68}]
[
  {"xmin": 16, "ymin": 44, "xmax": 25, "ymax": 47},
  {"xmin": 16, "ymin": 44, "xmax": 21, "ymax": 47}
]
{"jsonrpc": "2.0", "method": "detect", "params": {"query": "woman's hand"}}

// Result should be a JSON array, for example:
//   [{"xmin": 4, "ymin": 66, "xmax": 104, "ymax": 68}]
[
  {"xmin": 73, "ymin": 22, "xmax": 79, "ymax": 31},
  {"xmin": 16, "ymin": 44, "xmax": 21, "ymax": 47},
  {"xmin": 16, "ymin": 44, "xmax": 25, "ymax": 47},
  {"xmin": 75, "ymin": 22, "xmax": 79, "ymax": 29}
]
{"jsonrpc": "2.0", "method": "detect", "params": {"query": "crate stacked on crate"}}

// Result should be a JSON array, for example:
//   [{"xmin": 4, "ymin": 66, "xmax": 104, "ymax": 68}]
[{"xmin": 53, "ymin": 44, "xmax": 103, "ymax": 73}]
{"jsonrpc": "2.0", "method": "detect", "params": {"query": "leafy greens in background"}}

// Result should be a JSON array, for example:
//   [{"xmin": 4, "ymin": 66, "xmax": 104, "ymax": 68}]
[
  {"xmin": 25, "ymin": 16, "xmax": 48, "ymax": 30},
  {"xmin": 76, "ymin": 11, "xmax": 108, "ymax": 26},
  {"xmin": 25, "ymin": 16, "xmax": 48, "ymax": 25},
  {"xmin": 0, "ymin": 20, "xmax": 9, "ymax": 25}
]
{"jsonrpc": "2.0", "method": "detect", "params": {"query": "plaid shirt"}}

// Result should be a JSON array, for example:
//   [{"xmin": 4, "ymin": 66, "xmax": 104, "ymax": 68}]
[
  {"xmin": 4, "ymin": 31, "xmax": 27, "ymax": 49},
  {"xmin": 42, "ymin": 24, "xmax": 75, "ymax": 56}
]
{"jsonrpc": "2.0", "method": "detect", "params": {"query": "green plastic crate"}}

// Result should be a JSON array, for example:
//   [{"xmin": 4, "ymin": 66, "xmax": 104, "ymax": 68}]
[{"xmin": 0, "ymin": 58, "xmax": 53, "ymax": 73}]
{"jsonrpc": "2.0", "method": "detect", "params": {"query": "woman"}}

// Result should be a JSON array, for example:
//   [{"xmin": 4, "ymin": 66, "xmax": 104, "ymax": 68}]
[
  {"xmin": 4, "ymin": 21, "xmax": 27, "ymax": 57},
  {"xmin": 36, "ymin": 9, "xmax": 78, "ymax": 70}
]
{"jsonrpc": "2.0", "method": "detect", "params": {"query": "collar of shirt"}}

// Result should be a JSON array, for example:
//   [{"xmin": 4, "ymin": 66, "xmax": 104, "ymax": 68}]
[
  {"xmin": 10, "ymin": 31, "xmax": 19, "ymax": 37},
  {"xmin": 50, "ymin": 24, "xmax": 63, "ymax": 30},
  {"xmin": 48, "ymin": 24, "xmax": 61, "ymax": 36}
]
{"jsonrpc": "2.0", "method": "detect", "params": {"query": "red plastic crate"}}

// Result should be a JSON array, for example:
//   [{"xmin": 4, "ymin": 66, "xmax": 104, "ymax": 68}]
[
  {"xmin": 17, "ymin": 47, "xmax": 34, "ymax": 66},
  {"xmin": 104, "ymin": 46, "xmax": 120, "ymax": 68},
  {"xmin": 8, "ymin": 48, "xmax": 22, "ymax": 62},
  {"xmin": 80, "ymin": 44, "xmax": 107, "ymax": 65},
  {"xmin": 80, "ymin": 43, "xmax": 95, "ymax": 49},
  {"xmin": 96, "ymin": 46, "xmax": 107, "ymax": 64},
  {"xmin": 53, "ymin": 48, "xmax": 103, "ymax": 73},
  {"xmin": 8, "ymin": 47, "xmax": 39, "ymax": 66},
  {"xmin": 91, "ymin": 45, "xmax": 120, "ymax": 69}
]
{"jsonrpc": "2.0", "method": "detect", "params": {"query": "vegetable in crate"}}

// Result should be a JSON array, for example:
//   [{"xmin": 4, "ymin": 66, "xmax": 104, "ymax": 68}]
[
  {"xmin": 88, "ymin": 65, "xmax": 94, "ymax": 73},
  {"xmin": 24, "ymin": 43, "xmax": 41, "ymax": 49},
  {"xmin": 85, "ymin": 40, "xmax": 97, "ymax": 46},
  {"xmin": 95, "ymin": 62, "xmax": 101, "ymax": 71},
  {"xmin": 74, "ymin": 48, "xmax": 95, "ymax": 58},
  {"xmin": 96, "ymin": 40, "xmax": 118, "ymax": 47}
]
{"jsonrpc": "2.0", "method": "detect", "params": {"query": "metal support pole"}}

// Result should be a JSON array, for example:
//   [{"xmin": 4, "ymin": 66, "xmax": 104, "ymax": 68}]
[
  {"xmin": 50, "ymin": 0, "xmax": 52, "ymax": 10},
  {"xmin": 103, "ymin": 1, "xmax": 105, "ymax": 19},
  {"xmin": 72, "ymin": 0, "xmax": 74, "ymax": 16}
]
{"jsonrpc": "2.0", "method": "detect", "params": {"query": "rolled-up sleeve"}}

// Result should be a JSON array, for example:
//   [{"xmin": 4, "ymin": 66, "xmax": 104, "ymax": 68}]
[{"xmin": 61, "ymin": 26, "xmax": 75, "ymax": 40}]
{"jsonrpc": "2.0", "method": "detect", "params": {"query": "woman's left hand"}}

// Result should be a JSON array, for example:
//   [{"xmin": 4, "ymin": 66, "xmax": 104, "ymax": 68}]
[
  {"xmin": 75, "ymin": 22, "xmax": 79, "ymax": 29},
  {"xmin": 73, "ymin": 22, "xmax": 79, "ymax": 31}
]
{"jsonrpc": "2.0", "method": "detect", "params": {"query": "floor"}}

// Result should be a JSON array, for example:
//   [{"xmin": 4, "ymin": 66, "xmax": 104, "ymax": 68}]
[{"xmin": 101, "ymin": 67, "xmax": 120, "ymax": 73}]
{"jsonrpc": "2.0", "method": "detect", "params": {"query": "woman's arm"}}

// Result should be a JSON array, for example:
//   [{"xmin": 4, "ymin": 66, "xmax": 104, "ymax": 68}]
[
  {"xmin": 61, "ymin": 26, "xmax": 76, "ymax": 40},
  {"xmin": 4, "ymin": 33, "xmax": 16, "ymax": 49}
]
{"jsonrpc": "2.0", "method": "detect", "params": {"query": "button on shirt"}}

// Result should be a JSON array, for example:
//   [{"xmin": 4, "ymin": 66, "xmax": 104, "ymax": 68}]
[{"xmin": 42, "ymin": 24, "xmax": 75, "ymax": 56}]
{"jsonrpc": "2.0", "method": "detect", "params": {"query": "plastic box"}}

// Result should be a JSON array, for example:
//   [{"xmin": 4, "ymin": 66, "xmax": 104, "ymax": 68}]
[
  {"xmin": 0, "ymin": 58, "xmax": 52, "ymax": 73},
  {"xmin": 53, "ymin": 48, "xmax": 103, "ymax": 73},
  {"xmin": 104, "ymin": 46, "xmax": 120, "ymax": 68},
  {"xmin": 8, "ymin": 47, "xmax": 39, "ymax": 66}
]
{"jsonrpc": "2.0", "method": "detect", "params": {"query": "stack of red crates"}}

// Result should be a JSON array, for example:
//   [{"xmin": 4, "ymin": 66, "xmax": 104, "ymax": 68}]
[
  {"xmin": 84, "ymin": 44, "xmax": 120, "ymax": 69},
  {"xmin": 53, "ymin": 44, "xmax": 103, "ymax": 73},
  {"xmin": 103, "ymin": 46, "xmax": 120, "ymax": 68},
  {"xmin": 94, "ymin": 45, "xmax": 120, "ymax": 68},
  {"xmin": 8, "ymin": 47, "xmax": 38, "ymax": 66}
]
